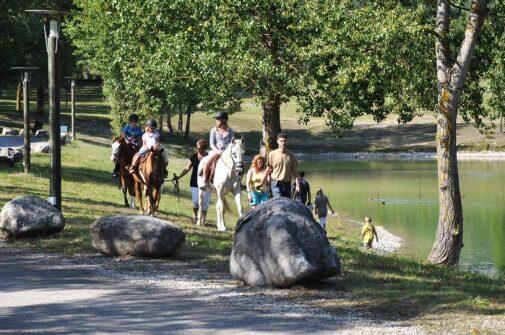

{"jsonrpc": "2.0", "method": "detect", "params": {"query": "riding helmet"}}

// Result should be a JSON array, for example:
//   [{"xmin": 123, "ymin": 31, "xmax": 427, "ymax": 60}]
[
  {"xmin": 214, "ymin": 111, "xmax": 229, "ymax": 121},
  {"xmin": 145, "ymin": 118, "xmax": 157, "ymax": 128},
  {"xmin": 128, "ymin": 114, "xmax": 139, "ymax": 122}
]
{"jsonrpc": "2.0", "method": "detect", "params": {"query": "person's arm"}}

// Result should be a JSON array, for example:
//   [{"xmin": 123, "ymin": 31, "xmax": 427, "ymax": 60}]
[
  {"xmin": 209, "ymin": 128, "xmax": 219, "ymax": 152},
  {"xmin": 177, "ymin": 160, "xmax": 193, "ymax": 179},
  {"xmin": 327, "ymin": 198, "xmax": 335, "ymax": 215},
  {"xmin": 292, "ymin": 155, "xmax": 300, "ymax": 193},
  {"xmin": 246, "ymin": 169, "xmax": 253, "ymax": 201},
  {"xmin": 307, "ymin": 183, "xmax": 312, "ymax": 206}
]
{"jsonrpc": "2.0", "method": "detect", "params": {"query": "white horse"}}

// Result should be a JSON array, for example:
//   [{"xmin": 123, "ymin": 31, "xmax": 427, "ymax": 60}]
[{"xmin": 197, "ymin": 138, "xmax": 245, "ymax": 231}]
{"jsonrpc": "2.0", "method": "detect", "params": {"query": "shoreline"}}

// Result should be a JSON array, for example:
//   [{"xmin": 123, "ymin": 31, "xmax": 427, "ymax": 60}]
[
  {"xmin": 296, "ymin": 150, "xmax": 505, "ymax": 161},
  {"xmin": 338, "ymin": 217, "xmax": 404, "ymax": 254}
]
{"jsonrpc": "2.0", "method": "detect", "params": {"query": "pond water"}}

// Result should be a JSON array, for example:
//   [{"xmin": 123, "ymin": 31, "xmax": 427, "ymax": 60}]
[{"xmin": 301, "ymin": 160, "xmax": 505, "ymax": 276}]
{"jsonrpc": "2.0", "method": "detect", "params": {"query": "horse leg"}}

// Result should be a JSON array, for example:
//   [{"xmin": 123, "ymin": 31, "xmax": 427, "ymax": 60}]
[
  {"xmin": 197, "ymin": 189, "xmax": 204, "ymax": 226},
  {"xmin": 215, "ymin": 187, "xmax": 226, "ymax": 232},
  {"xmin": 151, "ymin": 186, "xmax": 159, "ymax": 217},
  {"xmin": 135, "ymin": 181, "xmax": 144, "ymax": 214},
  {"xmin": 122, "ymin": 187, "xmax": 129, "ymax": 208},
  {"xmin": 233, "ymin": 186, "xmax": 243, "ymax": 217},
  {"xmin": 128, "ymin": 178, "xmax": 135, "ymax": 209}
]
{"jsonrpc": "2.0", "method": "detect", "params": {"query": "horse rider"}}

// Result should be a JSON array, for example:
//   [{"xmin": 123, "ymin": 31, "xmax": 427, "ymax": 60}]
[
  {"xmin": 175, "ymin": 139, "xmax": 211, "ymax": 224},
  {"xmin": 200, "ymin": 111, "xmax": 234, "ymax": 190},
  {"xmin": 264, "ymin": 132, "xmax": 300, "ymax": 198},
  {"xmin": 112, "ymin": 113, "xmax": 143, "ymax": 178},
  {"xmin": 129, "ymin": 118, "xmax": 168, "ymax": 178}
]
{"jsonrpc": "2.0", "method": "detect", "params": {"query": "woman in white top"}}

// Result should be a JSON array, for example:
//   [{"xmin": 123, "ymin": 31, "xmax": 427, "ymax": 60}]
[{"xmin": 201, "ymin": 111, "xmax": 234, "ymax": 189}]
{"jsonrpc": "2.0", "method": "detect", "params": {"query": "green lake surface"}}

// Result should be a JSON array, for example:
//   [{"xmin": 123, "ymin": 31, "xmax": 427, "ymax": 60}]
[{"xmin": 301, "ymin": 160, "xmax": 505, "ymax": 276}]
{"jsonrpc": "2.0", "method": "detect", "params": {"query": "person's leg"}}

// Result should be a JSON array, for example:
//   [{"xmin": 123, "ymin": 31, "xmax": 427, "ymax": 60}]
[
  {"xmin": 203, "ymin": 151, "xmax": 219, "ymax": 183},
  {"xmin": 280, "ymin": 182, "xmax": 291, "ymax": 198},
  {"xmin": 191, "ymin": 187, "xmax": 199, "ymax": 223},
  {"xmin": 319, "ymin": 216, "xmax": 326, "ymax": 229},
  {"xmin": 129, "ymin": 152, "xmax": 142, "ymax": 174},
  {"xmin": 271, "ymin": 182, "xmax": 282, "ymax": 198},
  {"xmin": 201, "ymin": 189, "xmax": 211, "ymax": 224}
]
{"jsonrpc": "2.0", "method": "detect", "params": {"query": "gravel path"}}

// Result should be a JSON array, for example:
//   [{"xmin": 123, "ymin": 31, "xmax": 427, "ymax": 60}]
[{"xmin": 0, "ymin": 248, "xmax": 424, "ymax": 334}]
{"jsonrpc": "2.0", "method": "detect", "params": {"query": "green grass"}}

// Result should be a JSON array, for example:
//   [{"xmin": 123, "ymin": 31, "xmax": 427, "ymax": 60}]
[{"xmin": 2, "ymin": 87, "xmax": 505, "ymax": 334}]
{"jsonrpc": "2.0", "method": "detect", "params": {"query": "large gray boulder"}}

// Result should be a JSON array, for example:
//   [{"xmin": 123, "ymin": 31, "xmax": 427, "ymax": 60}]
[
  {"xmin": 91, "ymin": 215, "xmax": 186, "ymax": 257},
  {"xmin": 230, "ymin": 198, "xmax": 341, "ymax": 287},
  {"xmin": 0, "ymin": 195, "xmax": 65, "ymax": 238}
]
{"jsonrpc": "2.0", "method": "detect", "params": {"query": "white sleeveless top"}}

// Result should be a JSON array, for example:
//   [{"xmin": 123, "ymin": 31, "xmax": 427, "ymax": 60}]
[{"xmin": 142, "ymin": 130, "xmax": 160, "ymax": 149}]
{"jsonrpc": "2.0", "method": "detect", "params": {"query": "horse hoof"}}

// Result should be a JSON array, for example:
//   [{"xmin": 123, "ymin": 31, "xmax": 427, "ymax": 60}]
[{"xmin": 217, "ymin": 227, "xmax": 226, "ymax": 232}]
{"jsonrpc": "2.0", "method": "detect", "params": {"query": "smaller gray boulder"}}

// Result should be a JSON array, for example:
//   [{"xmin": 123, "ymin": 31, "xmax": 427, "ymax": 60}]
[
  {"xmin": 0, "ymin": 195, "xmax": 65, "ymax": 238},
  {"xmin": 91, "ymin": 215, "xmax": 186, "ymax": 258},
  {"xmin": 230, "ymin": 198, "xmax": 341, "ymax": 287}
]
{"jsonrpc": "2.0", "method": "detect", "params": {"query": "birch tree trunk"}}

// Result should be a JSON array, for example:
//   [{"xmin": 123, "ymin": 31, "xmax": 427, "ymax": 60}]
[{"xmin": 429, "ymin": 0, "xmax": 487, "ymax": 265}]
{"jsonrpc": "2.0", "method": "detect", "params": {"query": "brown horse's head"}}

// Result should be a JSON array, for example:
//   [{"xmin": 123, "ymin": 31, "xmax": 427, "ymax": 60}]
[{"xmin": 144, "ymin": 146, "xmax": 166, "ymax": 184}]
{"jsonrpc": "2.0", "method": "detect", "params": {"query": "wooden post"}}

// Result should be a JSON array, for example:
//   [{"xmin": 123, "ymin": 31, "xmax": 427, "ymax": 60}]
[
  {"xmin": 48, "ymin": 19, "xmax": 62, "ymax": 211},
  {"xmin": 71, "ymin": 79, "xmax": 76, "ymax": 140},
  {"xmin": 22, "ymin": 72, "xmax": 30, "ymax": 173}
]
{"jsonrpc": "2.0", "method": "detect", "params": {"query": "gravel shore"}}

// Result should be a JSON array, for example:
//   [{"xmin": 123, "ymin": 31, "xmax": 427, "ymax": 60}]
[{"xmin": 296, "ymin": 150, "xmax": 505, "ymax": 161}]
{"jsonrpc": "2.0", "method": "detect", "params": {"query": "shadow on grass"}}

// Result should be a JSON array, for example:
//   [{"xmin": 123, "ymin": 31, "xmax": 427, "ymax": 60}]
[{"xmin": 295, "ymin": 241, "xmax": 505, "ymax": 321}]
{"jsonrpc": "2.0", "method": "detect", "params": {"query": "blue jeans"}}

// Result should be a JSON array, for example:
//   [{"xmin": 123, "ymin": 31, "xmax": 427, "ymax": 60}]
[{"xmin": 271, "ymin": 180, "xmax": 292, "ymax": 198}]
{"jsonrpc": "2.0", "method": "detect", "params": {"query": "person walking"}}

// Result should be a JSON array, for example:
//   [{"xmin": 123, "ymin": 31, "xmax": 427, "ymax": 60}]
[
  {"xmin": 246, "ymin": 155, "xmax": 270, "ymax": 207},
  {"xmin": 314, "ymin": 188, "xmax": 335, "ymax": 230},
  {"xmin": 176, "ymin": 139, "xmax": 210, "ymax": 224},
  {"xmin": 265, "ymin": 132, "xmax": 299, "ymax": 198},
  {"xmin": 293, "ymin": 171, "xmax": 311, "ymax": 208}
]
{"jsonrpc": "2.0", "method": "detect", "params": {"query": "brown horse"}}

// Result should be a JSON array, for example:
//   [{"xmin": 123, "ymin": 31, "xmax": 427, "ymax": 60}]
[
  {"xmin": 111, "ymin": 134, "xmax": 138, "ymax": 209},
  {"xmin": 132, "ymin": 145, "xmax": 166, "ymax": 216}
]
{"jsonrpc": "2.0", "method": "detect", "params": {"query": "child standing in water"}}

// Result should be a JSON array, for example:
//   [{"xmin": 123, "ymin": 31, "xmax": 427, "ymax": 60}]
[
  {"xmin": 314, "ymin": 188, "xmax": 335, "ymax": 230},
  {"xmin": 362, "ymin": 216, "xmax": 378, "ymax": 249}
]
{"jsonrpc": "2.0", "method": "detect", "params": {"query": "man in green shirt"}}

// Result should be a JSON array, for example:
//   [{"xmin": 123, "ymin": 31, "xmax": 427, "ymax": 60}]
[{"xmin": 265, "ymin": 132, "xmax": 299, "ymax": 198}]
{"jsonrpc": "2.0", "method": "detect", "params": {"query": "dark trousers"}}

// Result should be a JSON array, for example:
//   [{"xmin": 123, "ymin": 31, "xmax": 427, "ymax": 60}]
[{"xmin": 271, "ymin": 179, "xmax": 292, "ymax": 199}]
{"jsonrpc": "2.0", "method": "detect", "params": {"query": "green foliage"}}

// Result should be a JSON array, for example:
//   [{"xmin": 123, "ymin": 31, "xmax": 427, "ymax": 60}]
[
  {"xmin": 0, "ymin": 0, "xmax": 76, "ymax": 89},
  {"xmin": 66, "ymin": 0, "xmax": 240, "ymax": 133}
]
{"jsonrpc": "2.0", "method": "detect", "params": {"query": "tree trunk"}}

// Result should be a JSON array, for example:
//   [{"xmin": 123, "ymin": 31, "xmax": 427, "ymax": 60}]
[
  {"xmin": 16, "ymin": 80, "xmax": 22, "ymax": 113},
  {"xmin": 428, "ymin": 0, "xmax": 487, "ymax": 265},
  {"xmin": 166, "ymin": 108, "xmax": 174, "ymax": 134},
  {"xmin": 158, "ymin": 114, "xmax": 164, "ymax": 134},
  {"xmin": 184, "ymin": 103, "xmax": 192, "ymax": 141},
  {"xmin": 32, "ymin": 82, "xmax": 45, "ymax": 134},
  {"xmin": 261, "ymin": 95, "xmax": 282, "ymax": 154},
  {"xmin": 177, "ymin": 107, "xmax": 183, "ymax": 132}
]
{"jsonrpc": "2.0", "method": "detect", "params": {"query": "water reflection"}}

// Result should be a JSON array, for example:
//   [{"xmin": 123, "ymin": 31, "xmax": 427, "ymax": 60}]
[{"xmin": 301, "ymin": 160, "xmax": 505, "ymax": 275}]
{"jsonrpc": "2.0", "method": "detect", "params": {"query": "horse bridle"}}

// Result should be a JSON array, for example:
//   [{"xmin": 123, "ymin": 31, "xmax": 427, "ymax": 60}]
[{"xmin": 220, "ymin": 144, "xmax": 244, "ymax": 177}]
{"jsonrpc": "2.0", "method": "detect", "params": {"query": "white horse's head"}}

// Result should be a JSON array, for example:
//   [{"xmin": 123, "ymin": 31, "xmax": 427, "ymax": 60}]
[
  {"xmin": 111, "ymin": 140, "xmax": 121, "ymax": 161},
  {"xmin": 230, "ymin": 137, "xmax": 246, "ymax": 177}
]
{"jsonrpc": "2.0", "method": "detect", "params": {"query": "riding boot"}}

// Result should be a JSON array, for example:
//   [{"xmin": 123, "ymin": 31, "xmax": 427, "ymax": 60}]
[
  {"xmin": 129, "ymin": 154, "xmax": 140, "ymax": 174},
  {"xmin": 112, "ymin": 160, "xmax": 120, "ymax": 178}
]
